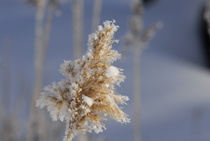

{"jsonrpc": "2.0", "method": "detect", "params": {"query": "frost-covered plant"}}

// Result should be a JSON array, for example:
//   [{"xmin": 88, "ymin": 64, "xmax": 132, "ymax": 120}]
[
  {"xmin": 124, "ymin": 0, "xmax": 161, "ymax": 52},
  {"xmin": 36, "ymin": 20, "xmax": 130, "ymax": 141},
  {"xmin": 123, "ymin": 1, "xmax": 161, "ymax": 141}
]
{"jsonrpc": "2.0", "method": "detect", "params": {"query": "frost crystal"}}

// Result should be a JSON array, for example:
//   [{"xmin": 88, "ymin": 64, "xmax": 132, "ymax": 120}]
[
  {"xmin": 82, "ymin": 95, "xmax": 93, "ymax": 107},
  {"xmin": 105, "ymin": 66, "xmax": 119, "ymax": 77},
  {"xmin": 36, "ymin": 20, "xmax": 130, "ymax": 141}
]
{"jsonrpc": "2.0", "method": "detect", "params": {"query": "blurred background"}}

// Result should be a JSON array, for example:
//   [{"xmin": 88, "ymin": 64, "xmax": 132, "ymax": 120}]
[{"xmin": 1, "ymin": 0, "xmax": 210, "ymax": 141}]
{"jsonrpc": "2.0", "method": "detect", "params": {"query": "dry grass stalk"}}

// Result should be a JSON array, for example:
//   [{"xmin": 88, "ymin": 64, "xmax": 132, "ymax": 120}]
[
  {"xmin": 72, "ymin": 1, "xmax": 86, "ymax": 140},
  {"xmin": 124, "ymin": 1, "xmax": 161, "ymax": 141},
  {"xmin": 72, "ymin": 0, "xmax": 84, "ymax": 59},
  {"xmin": 37, "ymin": 20, "xmax": 130, "ymax": 141},
  {"xmin": 92, "ymin": 0, "xmax": 102, "ymax": 32},
  {"xmin": 27, "ymin": 0, "xmax": 48, "ymax": 140}
]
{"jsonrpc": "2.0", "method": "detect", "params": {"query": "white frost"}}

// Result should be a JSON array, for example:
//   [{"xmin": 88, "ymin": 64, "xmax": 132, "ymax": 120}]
[
  {"xmin": 104, "ymin": 84, "xmax": 109, "ymax": 87},
  {"xmin": 105, "ymin": 66, "xmax": 119, "ymax": 77},
  {"xmin": 82, "ymin": 95, "xmax": 94, "ymax": 106}
]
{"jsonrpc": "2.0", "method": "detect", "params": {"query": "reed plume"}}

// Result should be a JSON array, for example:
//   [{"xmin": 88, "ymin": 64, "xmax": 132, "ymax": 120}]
[{"xmin": 36, "ymin": 20, "xmax": 130, "ymax": 141}]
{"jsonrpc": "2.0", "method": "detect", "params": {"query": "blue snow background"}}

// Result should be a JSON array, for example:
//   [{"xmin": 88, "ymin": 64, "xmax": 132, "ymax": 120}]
[{"xmin": 1, "ymin": 0, "xmax": 210, "ymax": 141}]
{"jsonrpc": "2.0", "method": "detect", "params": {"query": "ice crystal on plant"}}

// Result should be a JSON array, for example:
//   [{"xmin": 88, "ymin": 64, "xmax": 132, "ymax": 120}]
[
  {"xmin": 82, "ymin": 95, "xmax": 94, "ymax": 107},
  {"xmin": 36, "ymin": 20, "xmax": 130, "ymax": 141},
  {"xmin": 105, "ymin": 66, "xmax": 120, "ymax": 77}
]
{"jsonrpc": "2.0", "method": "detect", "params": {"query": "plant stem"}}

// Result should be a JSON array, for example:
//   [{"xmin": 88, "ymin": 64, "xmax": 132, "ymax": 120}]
[
  {"xmin": 27, "ymin": 0, "xmax": 48, "ymax": 140},
  {"xmin": 92, "ymin": 0, "xmax": 102, "ymax": 32},
  {"xmin": 72, "ymin": 0, "xmax": 84, "ymax": 59}
]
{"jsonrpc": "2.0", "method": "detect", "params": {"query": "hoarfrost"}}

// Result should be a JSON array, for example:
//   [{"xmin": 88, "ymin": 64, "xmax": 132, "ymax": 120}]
[
  {"xmin": 36, "ymin": 20, "xmax": 129, "ymax": 141},
  {"xmin": 105, "ymin": 66, "xmax": 119, "ymax": 77},
  {"xmin": 82, "ymin": 95, "xmax": 94, "ymax": 107}
]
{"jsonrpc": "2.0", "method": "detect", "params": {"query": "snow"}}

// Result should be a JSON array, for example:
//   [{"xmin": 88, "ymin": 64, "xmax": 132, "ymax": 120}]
[
  {"xmin": 82, "ymin": 95, "xmax": 94, "ymax": 107},
  {"xmin": 71, "ymin": 83, "xmax": 78, "ymax": 90},
  {"xmin": 104, "ymin": 84, "xmax": 109, "ymax": 87},
  {"xmin": 105, "ymin": 66, "xmax": 119, "ymax": 77}
]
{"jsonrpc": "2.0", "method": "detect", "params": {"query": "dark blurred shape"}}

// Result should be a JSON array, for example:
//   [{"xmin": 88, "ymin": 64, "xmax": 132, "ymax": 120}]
[
  {"xmin": 200, "ymin": 2, "xmax": 210, "ymax": 68},
  {"xmin": 143, "ymin": 0, "xmax": 157, "ymax": 5}
]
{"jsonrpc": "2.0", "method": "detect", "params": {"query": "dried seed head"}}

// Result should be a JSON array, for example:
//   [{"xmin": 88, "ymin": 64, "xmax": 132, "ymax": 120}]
[{"xmin": 36, "ymin": 20, "xmax": 130, "ymax": 141}]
